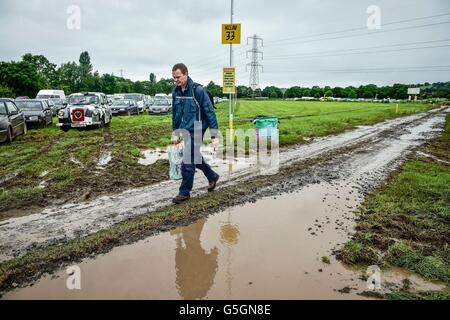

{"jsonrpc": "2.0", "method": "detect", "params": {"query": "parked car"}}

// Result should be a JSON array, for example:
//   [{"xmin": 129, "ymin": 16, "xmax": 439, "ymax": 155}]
[
  {"xmin": 111, "ymin": 99, "xmax": 140, "ymax": 115},
  {"xmin": 44, "ymin": 99, "xmax": 58, "ymax": 116},
  {"xmin": 155, "ymin": 93, "xmax": 168, "ymax": 99},
  {"xmin": 149, "ymin": 97, "xmax": 172, "ymax": 114},
  {"xmin": 15, "ymin": 99, "xmax": 53, "ymax": 127},
  {"xmin": 123, "ymin": 93, "xmax": 145, "ymax": 113},
  {"xmin": 53, "ymin": 98, "xmax": 67, "ymax": 112},
  {"xmin": 144, "ymin": 95, "xmax": 153, "ymax": 108},
  {"xmin": 0, "ymin": 98, "xmax": 27, "ymax": 143},
  {"xmin": 57, "ymin": 92, "xmax": 112, "ymax": 131}
]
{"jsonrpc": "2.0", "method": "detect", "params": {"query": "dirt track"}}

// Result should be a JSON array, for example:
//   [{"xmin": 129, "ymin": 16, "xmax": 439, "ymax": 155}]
[{"xmin": 0, "ymin": 106, "xmax": 448, "ymax": 263}]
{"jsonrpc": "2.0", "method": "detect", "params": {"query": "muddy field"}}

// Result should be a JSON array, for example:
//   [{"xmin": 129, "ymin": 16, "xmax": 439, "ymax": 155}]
[{"xmin": 1, "ymin": 106, "xmax": 449, "ymax": 298}]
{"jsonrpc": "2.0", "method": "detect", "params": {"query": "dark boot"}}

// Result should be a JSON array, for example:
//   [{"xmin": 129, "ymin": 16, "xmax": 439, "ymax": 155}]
[
  {"xmin": 172, "ymin": 194, "xmax": 190, "ymax": 204},
  {"xmin": 207, "ymin": 174, "xmax": 220, "ymax": 192}
]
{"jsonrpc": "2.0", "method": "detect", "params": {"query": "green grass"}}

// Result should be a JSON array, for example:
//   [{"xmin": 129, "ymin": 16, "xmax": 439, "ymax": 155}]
[
  {"xmin": 0, "ymin": 101, "xmax": 438, "ymax": 213},
  {"xmin": 321, "ymin": 256, "xmax": 331, "ymax": 264},
  {"xmin": 386, "ymin": 289, "xmax": 450, "ymax": 300},
  {"xmin": 216, "ymin": 100, "xmax": 434, "ymax": 145},
  {"xmin": 338, "ymin": 114, "xmax": 450, "ymax": 295}
]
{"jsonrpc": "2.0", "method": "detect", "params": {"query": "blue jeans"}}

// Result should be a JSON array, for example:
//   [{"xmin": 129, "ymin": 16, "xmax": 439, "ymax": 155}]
[{"xmin": 179, "ymin": 135, "xmax": 217, "ymax": 196}]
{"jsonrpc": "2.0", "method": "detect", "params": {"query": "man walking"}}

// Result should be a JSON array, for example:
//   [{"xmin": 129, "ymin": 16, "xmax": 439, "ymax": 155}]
[{"xmin": 171, "ymin": 63, "xmax": 220, "ymax": 204}]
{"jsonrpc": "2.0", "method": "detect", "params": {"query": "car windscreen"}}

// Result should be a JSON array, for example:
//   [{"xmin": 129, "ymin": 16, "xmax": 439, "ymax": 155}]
[
  {"xmin": 50, "ymin": 98, "xmax": 63, "ymax": 104},
  {"xmin": 68, "ymin": 95, "xmax": 99, "ymax": 105},
  {"xmin": 113, "ymin": 100, "xmax": 132, "ymax": 106},
  {"xmin": 153, "ymin": 99, "xmax": 169, "ymax": 105},
  {"xmin": 37, "ymin": 95, "xmax": 60, "ymax": 99},
  {"xmin": 15, "ymin": 101, "xmax": 43, "ymax": 111},
  {"xmin": 123, "ymin": 94, "xmax": 143, "ymax": 101},
  {"xmin": 0, "ymin": 103, "xmax": 7, "ymax": 115}
]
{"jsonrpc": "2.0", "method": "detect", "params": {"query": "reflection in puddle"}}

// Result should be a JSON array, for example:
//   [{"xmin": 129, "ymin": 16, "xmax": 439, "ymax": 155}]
[
  {"xmin": 170, "ymin": 220, "xmax": 219, "ymax": 300},
  {"xmin": 138, "ymin": 145, "xmax": 257, "ymax": 173},
  {"xmin": 39, "ymin": 171, "xmax": 49, "ymax": 178},
  {"xmin": 138, "ymin": 149, "xmax": 167, "ymax": 166},
  {"xmin": 38, "ymin": 180, "xmax": 47, "ymax": 189},
  {"xmin": 96, "ymin": 151, "xmax": 112, "ymax": 169},
  {"xmin": 220, "ymin": 223, "xmax": 240, "ymax": 246}
]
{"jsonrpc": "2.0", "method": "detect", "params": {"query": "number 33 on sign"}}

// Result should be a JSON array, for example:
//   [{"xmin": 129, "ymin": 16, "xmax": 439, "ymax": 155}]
[{"xmin": 222, "ymin": 24, "xmax": 241, "ymax": 44}]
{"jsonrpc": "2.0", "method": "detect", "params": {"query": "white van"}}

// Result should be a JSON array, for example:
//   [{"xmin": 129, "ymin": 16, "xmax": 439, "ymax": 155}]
[
  {"xmin": 36, "ymin": 90, "xmax": 66, "ymax": 101},
  {"xmin": 36, "ymin": 90, "xmax": 67, "ymax": 111}
]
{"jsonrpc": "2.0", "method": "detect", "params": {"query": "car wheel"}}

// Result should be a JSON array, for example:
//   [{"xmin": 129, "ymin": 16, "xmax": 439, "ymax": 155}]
[
  {"xmin": 6, "ymin": 127, "xmax": 13, "ymax": 143},
  {"xmin": 127, "ymin": 109, "xmax": 131, "ymax": 116},
  {"xmin": 60, "ymin": 126, "xmax": 70, "ymax": 132}
]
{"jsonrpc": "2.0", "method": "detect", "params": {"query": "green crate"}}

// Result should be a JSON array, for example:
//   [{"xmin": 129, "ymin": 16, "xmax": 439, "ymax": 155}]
[
  {"xmin": 254, "ymin": 116, "xmax": 279, "ymax": 129},
  {"xmin": 254, "ymin": 116, "xmax": 278, "ymax": 138}
]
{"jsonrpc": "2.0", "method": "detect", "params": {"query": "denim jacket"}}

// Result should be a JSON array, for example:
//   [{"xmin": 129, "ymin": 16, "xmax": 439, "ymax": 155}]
[{"xmin": 172, "ymin": 77, "xmax": 218, "ymax": 138}]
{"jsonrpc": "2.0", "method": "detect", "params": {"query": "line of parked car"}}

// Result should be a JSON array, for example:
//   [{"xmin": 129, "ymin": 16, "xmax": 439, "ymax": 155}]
[
  {"xmin": 1, "ymin": 88, "xmax": 69, "ymax": 143},
  {"xmin": 107, "ymin": 93, "xmax": 173, "ymax": 115},
  {"xmin": 1, "ymin": 89, "xmax": 177, "ymax": 143}
]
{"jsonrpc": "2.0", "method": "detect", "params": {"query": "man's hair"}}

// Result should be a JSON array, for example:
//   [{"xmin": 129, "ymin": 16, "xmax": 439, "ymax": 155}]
[{"xmin": 172, "ymin": 63, "xmax": 188, "ymax": 75}]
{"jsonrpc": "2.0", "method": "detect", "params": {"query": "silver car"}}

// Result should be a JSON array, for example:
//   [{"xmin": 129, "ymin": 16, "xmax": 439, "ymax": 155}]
[{"xmin": 149, "ymin": 98, "xmax": 171, "ymax": 114}]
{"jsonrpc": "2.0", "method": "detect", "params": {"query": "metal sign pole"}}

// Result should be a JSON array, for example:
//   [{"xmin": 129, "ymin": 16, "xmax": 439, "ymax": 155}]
[{"xmin": 229, "ymin": 0, "xmax": 234, "ymax": 144}]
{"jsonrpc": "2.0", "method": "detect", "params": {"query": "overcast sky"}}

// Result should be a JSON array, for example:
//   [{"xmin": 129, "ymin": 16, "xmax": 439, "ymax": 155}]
[{"xmin": 0, "ymin": 0, "xmax": 449, "ymax": 88}]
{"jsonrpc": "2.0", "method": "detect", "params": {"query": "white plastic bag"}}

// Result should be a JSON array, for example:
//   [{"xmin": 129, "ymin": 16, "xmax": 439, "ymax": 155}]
[{"xmin": 168, "ymin": 144, "xmax": 183, "ymax": 180}]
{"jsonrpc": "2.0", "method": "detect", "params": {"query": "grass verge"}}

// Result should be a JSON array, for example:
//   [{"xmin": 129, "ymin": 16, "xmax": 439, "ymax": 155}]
[{"xmin": 337, "ymin": 114, "xmax": 450, "ymax": 299}]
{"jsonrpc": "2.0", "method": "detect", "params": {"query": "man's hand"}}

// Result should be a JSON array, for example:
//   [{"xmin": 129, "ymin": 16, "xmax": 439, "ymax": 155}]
[
  {"xmin": 171, "ymin": 134, "xmax": 181, "ymax": 145},
  {"xmin": 211, "ymin": 137, "xmax": 220, "ymax": 150}
]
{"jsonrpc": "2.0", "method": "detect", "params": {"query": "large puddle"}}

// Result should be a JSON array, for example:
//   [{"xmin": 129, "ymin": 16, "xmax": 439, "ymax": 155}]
[
  {"xmin": 138, "ymin": 145, "xmax": 256, "ymax": 173},
  {"xmin": 4, "ymin": 181, "xmax": 443, "ymax": 299}
]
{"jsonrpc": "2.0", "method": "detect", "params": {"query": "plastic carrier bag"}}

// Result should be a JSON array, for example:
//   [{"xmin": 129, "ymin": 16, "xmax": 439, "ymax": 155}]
[{"xmin": 168, "ymin": 144, "xmax": 183, "ymax": 180}]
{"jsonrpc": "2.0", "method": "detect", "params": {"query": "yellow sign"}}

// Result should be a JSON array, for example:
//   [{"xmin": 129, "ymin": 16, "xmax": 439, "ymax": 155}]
[
  {"xmin": 223, "ymin": 67, "xmax": 236, "ymax": 94},
  {"xmin": 221, "ymin": 24, "xmax": 241, "ymax": 44}
]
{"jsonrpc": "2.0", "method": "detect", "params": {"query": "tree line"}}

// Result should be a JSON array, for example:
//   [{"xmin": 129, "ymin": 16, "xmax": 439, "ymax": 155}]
[
  {"xmin": 0, "ymin": 52, "xmax": 174, "ymax": 98},
  {"xmin": 0, "ymin": 51, "xmax": 449, "ymax": 100}
]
